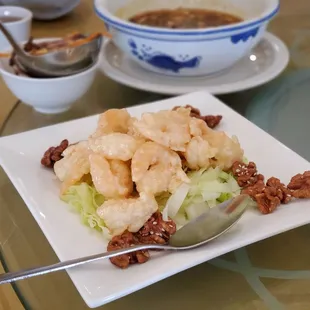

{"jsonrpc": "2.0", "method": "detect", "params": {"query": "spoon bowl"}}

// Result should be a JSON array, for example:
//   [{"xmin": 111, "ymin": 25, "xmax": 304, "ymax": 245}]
[
  {"xmin": 0, "ymin": 22, "xmax": 102, "ymax": 78},
  {"xmin": 169, "ymin": 194, "xmax": 249, "ymax": 247},
  {"xmin": 0, "ymin": 194, "xmax": 251, "ymax": 284}
]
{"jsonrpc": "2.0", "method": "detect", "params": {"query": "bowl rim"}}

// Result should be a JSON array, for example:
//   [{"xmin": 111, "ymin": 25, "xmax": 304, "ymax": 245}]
[
  {"xmin": 30, "ymin": 0, "xmax": 80, "ymax": 21},
  {"xmin": 94, "ymin": 0, "xmax": 279, "ymax": 36},
  {"xmin": 0, "ymin": 37, "xmax": 99, "ymax": 83}
]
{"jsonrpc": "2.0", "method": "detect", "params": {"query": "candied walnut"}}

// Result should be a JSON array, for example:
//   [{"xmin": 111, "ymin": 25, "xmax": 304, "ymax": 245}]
[
  {"xmin": 138, "ymin": 211, "xmax": 176, "ymax": 244},
  {"xmin": 233, "ymin": 161, "xmax": 310, "ymax": 214},
  {"xmin": 201, "ymin": 115, "xmax": 223, "ymax": 129},
  {"xmin": 107, "ymin": 212, "xmax": 177, "ymax": 269},
  {"xmin": 241, "ymin": 180, "xmax": 265, "ymax": 198},
  {"xmin": 41, "ymin": 139, "xmax": 69, "ymax": 168},
  {"xmin": 232, "ymin": 161, "xmax": 264, "ymax": 187},
  {"xmin": 185, "ymin": 105, "xmax": 201, "ymax": 116},
  {"xmin": 172, "ymin": 105, "xmax": 222, "ymax": 129},
  {"xmin": 255, "ymin": 191, "xmax": 281, "ymax": 214},
  {"xmin": 107, "ymin": 231, "xmax": 150, "ymax": 269},
  {"xmin": 266, "ymin": 177, "xmax": 293, "ymax": 204},
  {"xmin": 242, "ymin": 177, "xmax": 292, "ymax": 214},
  {"xmin": 287, "ymin": 171, "xmax": 310, "ymax": 198}
]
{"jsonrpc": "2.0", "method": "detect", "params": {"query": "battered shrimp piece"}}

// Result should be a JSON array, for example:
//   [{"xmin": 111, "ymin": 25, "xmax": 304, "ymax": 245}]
[
  {"xmin": 133, "ymin": 109, "xmax": 191, "ymax": 151},
  {"xmin": 131, "ymin": 141, "xmax": 190, "ymax": 195},
  {"xmin": 97, "ymin": 192, "xmax": 158, "ymax": 236},
  {"xmin": 89, "ymin": 153, "xmax": 133, "ymax": 199},
  {"xmin": 91, "ymin": 109, "xmax": 131, "ymax": 138},
  {"xmin": 184, "ymin": 136, "xmax": 217, "ymax": 170},
  {"xmin": 135, "ymin": 166, "xmax": 173, "ymax": 195},
  {"xmin": 189, "ymin": 117, "xmax": 212, "ymax": 137},
  {"xmin": 173, "ymin": 106, "xmax": 191, "ymax": 117},
  {"xmin": 54, "ymin": 141, "xmax": 90, "ymax": 194},
  {"xmin": 127, "ymin": 117, "xmax": 145, "ymax": 139},
  {"xmin": 89, "ymin": 133, "xmax": 144, "ymax": 161},
  {"xmin": 206, "ymin": 131, "xmax": 244, "ymax": 170}
]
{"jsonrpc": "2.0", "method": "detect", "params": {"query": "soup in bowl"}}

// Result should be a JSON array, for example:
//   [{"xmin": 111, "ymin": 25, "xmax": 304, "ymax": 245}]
[{"xmin": 95, "ymin": 0, "xmax": 279, "ymax": 77}]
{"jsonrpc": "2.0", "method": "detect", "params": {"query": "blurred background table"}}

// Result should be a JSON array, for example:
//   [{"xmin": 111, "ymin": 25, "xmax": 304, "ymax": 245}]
[{"xmin": 1, "ymin": 0, "xmax": 310, "ymax": 309}]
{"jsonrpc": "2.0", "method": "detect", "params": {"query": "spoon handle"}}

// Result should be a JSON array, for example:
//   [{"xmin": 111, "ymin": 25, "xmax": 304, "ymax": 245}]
[
  {"xmin": 0, "ymin": 22, "xmax": 26, "ymax": 55},
  {"xmin": 0, "ymin": 244, "xmax": 173, "ymax": 284}
]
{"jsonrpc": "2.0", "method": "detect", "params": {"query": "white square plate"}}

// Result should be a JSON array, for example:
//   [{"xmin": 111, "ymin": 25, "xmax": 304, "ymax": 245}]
[{"xmin": 0, "ymin": 91, "xmax": 310, "ymax": 308}]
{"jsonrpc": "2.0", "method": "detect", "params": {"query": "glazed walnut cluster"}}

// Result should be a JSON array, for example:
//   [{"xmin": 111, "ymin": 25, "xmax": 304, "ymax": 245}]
[
  {"xmin": 232, "ymin": 161, "xmax": 310, "ymax": 214},
  {"xmin": 232, "ymin": 161, "xmax": 264, "ymax": 188},
  {"xmin": 107, "ymin": 212, "xmax": 176, "ymax": 269},
  {"xmin": 172, "ymin": 105, "xmax": 222, "ymax": 129},
  {"xmin": 287, "ymin": 171, "xmax": 310, "ymax": 198},
  {"xmin": 41, "ymin": 139, "xmax": 69, "ymax": 168}
]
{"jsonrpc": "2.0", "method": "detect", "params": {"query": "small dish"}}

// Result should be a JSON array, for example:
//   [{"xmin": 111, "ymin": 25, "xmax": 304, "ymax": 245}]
[
  {"xmin": 99, "ymin": 32, "xmax": 289, "ymax": 95},
  {"xmin": 1, "ymin": 0, "xmax": 80, "ymax": 20},
  {"xmin": 0, "ymin": 38, "xmax": 98, "ymax": 114},
  {"xmin": 0, "ymin": 6, "xmax": 32, "ymax": 50},
  {"xmin": 0, "ymin": 91, "xmax": 309, "ymax": 308},
  {"xmin": 95, "ymin": 0, "xmax": 279, "ymax": 76}
]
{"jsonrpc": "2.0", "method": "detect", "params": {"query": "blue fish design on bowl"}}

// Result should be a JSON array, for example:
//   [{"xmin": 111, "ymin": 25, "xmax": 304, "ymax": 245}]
[
  {"xmin": 128, "ymin": 39, "xmax": 201, "ymax": 73},
  {"xmin": 145, "ymin": 54, "xmax": 201, "ymax": 73},
  {"xmin": 231, "ymin": 27, "xmax": 260, "ymax": 44}
]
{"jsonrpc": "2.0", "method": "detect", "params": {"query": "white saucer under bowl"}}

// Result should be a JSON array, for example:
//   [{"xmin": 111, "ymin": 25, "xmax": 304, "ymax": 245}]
[{"xmin": 99, "ymin": 32, "xmax": 289, "ymax": 95}]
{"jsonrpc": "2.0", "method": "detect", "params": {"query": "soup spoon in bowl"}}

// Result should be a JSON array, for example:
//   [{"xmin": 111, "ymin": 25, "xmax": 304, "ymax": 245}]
[
  {"xmin": 0, "ymin": 194, "xmax": 252, "ymax": 284},
  {"xmin": 0, "ymin": 22, "xmax": 103, "ymax": 78}
]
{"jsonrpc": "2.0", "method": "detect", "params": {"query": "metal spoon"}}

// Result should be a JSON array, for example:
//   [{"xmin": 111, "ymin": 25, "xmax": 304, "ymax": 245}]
[
  {"xmin": 0, "ymin": 194, "xmax": 251, "ymax": 284},
  {"xmin": 0, "ymin": 22, "xmax": 102, "ymax": 78}
]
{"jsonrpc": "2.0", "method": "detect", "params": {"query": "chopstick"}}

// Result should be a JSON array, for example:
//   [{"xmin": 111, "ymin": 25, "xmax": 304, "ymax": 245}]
[
  {"xmin": 0, "ymin": 30, "xmax": 112, "ymax": 58},
  {"xmin": 0, "ymin": 53, "xmax": 11, "ymax": 58}
]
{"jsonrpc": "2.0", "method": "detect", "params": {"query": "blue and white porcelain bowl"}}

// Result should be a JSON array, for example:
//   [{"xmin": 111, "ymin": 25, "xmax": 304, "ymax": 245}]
[{"xmin": 95, "ymin": 0, "xmax": 279, "ymax": 77}]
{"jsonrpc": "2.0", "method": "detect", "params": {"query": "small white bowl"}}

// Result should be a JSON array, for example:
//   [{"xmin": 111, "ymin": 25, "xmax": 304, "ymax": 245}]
[
  {"xmin": 0, "ymin": 6, "xmax": 32, "ymax": 51},
  {"xmin": 95, "ymin": 0, "xmax": 279, "ymax": 77},
  {"xmin": 0, "ymin": 38, "xmax": 98, "ymax": 114},
  {"xmin": 1, "ymin": 0, "xmax": 80, "ymax": 20}
]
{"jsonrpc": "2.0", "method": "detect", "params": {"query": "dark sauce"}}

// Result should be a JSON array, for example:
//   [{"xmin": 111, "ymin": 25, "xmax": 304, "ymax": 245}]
[
  {"xmin": 129, "ymin": 8, "xmax": 243, "ymax": 29},
  {"xmin": 0, "ymin": 16, "xmax": 22, "ymax": 23}
]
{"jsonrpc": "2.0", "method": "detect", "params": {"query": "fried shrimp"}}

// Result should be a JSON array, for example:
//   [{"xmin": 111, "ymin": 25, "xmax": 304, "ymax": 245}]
[
  {"xmin": 206, "ymin": 131, "xmax": 244, "ymax": 170},
  {"xmin": 132, "ymin": 109, "xmax": 191, "ymax": 151},
  {"xmin": 91, "ymin": 109, "xmax": 131, "ymax": 138},
  {"xmin": 184, "ymin": 136, "xmax": 217, "ymax": 170},
  {"xmin": 89, "ymin": 153, "xmax": 133, "ymax": 199},
  {"xmin": 172, "ymin": 106, "xmax": 191, "ymax": 117},
  {"xmin": 54, "ymin": 141, "xmax": 90, "ymax": 194},
  {"xmin": 89, "ymin": 133, "xmax": 144, "ymax": 161},
  {"xmin": 189, "ymin": 117, "xmax": 211, "ymax": 137},
  {"xmin": 131, "ymin": 141, "xmax": 190, "ymax": 195},
  {"xmin": 127, "ymin": 117, "xmax": 145, "ymax": 139},
  {"xmin": 97, "ymin": 192, "xmax": 158, "ymax": 236}
]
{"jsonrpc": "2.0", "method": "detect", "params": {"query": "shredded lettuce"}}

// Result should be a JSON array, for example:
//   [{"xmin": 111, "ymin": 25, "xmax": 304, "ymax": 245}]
[
  {"xmin": 162, "ymin": 167, "xmax": 241, "ymax": 227},
  {"xmin": 62, "ymin": 166, "xmax": 242, "ymax": 235},
  {"xmin": 166, "ymin": 183, "xmax": 190, "ymax": 219},
  {"xmin": 243, "ymin": 156, "xmax": 249, "ymax": 164},
  {"xmin": 61, "ymin": 182, "xmax": 110, "ymax": 237},
  {"xmin": 156, "ymin": 192, "xmax": 171, "ymax": 212},
  {"xmin": 217, "ymin": 192, "xmax": 233, "ymax": 203}
]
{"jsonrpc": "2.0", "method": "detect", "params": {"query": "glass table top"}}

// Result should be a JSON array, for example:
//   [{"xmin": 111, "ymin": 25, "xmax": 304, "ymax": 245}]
[
  {"xmin": 247, "ymin": 69, "xmax": 310, "ymax": 162},
  {"xmin": 1, "ymin": 1, "xmax": 310, "ymax": 309}
]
